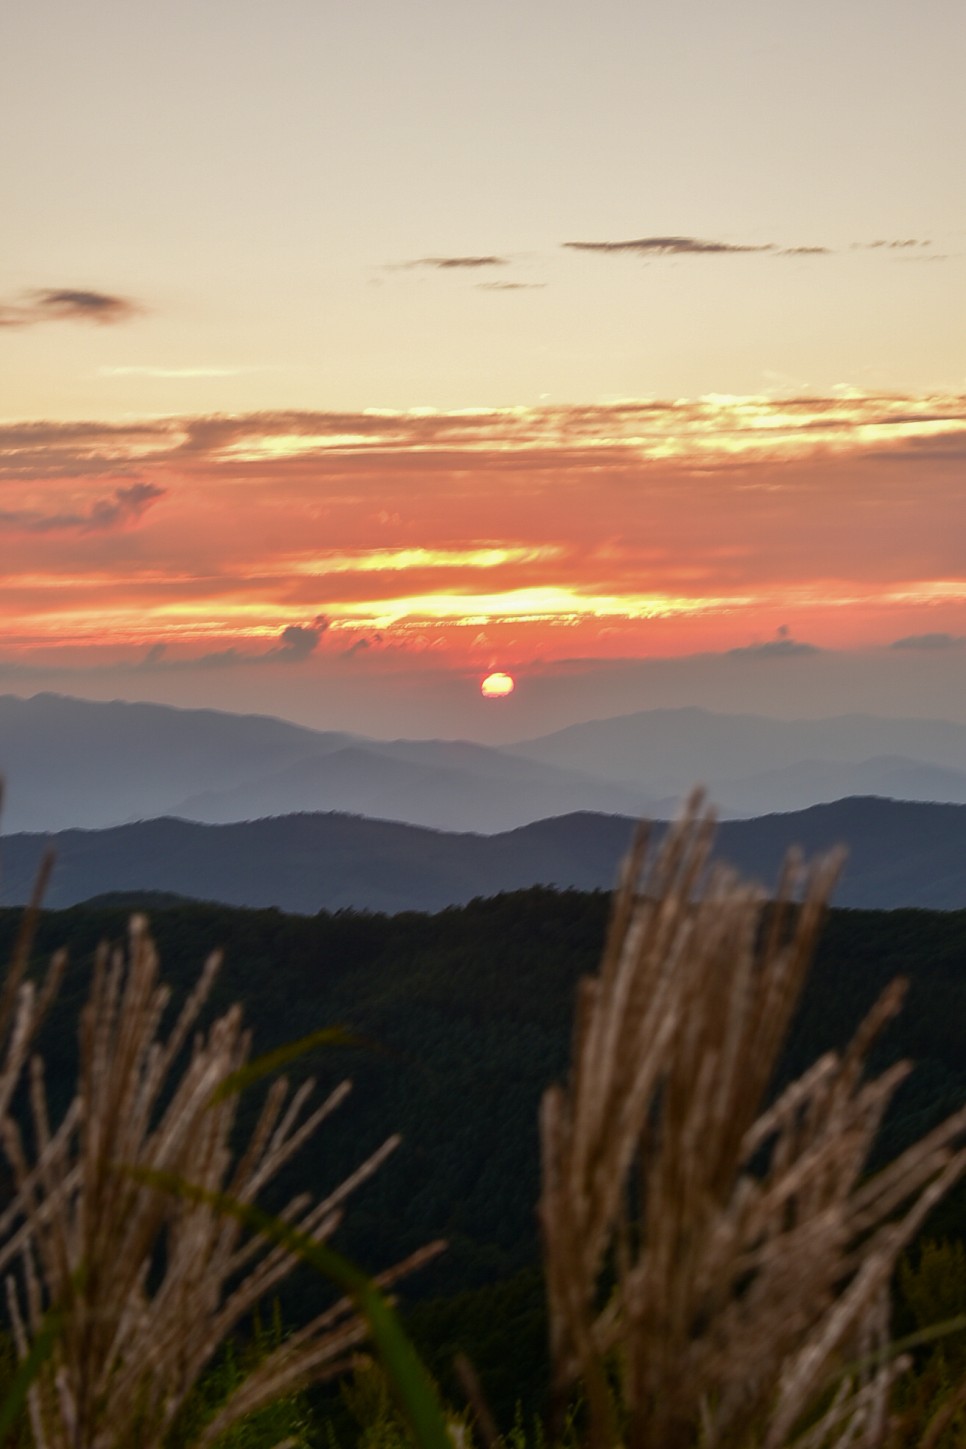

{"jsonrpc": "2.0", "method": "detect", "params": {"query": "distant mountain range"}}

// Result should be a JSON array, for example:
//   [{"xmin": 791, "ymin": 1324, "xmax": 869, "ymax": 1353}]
[
  {"xmin": 2, "ymin": 797, "xmax": 965, "ymax": 914},
  {"xmin": 0, "ymin": 693, "xmax": 658, "ymax": 834},
  {"xmin": 510, "ymin": 707, "xmax": 966, "ymax": 814},
  {"xmin": 3, "ymin": 693, "xmax": 966, "ymax": 835}
]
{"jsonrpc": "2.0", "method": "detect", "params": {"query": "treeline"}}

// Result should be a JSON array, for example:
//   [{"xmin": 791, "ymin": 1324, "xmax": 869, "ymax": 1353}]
[{"xmin": 1, "ymin": 888, "xmax": 966, "ymax": 1428}]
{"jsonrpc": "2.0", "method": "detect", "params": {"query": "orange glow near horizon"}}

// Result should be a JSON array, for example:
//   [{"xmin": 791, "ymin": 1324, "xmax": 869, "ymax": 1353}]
[{"xmin": 1, "ymin": 392, "xmax": 965, "ymax": 674}]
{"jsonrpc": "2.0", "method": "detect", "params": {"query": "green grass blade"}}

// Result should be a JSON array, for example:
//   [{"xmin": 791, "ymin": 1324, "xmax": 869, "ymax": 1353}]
[
  {"xmin": 847, "ymin": 1312, "xmax": 966, "ymax": 1374},
  {"xmin": 210, "ymin": 1026, "xmax": 370, "ymax": 1104},
  {"xmin": 127, "ymin": 1167, "xmax": 453, "ymax": 1449},
  {"xmin": 0, "ymin": 1307, "xmax": 62, "ymax": 1442}
]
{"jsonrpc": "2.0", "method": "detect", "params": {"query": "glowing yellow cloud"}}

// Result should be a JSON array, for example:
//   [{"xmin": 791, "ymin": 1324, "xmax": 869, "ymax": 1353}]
[
  {"xmin": 3, "ymin": 392, "xmax": 966, "ymax": 668},
  {"xmin": 328, "ymin": 586, "xmax": 756, "ymax": 629},
  {"xmin": 284, "ymin": 545, "xmax": 563, "ymax": 575}
]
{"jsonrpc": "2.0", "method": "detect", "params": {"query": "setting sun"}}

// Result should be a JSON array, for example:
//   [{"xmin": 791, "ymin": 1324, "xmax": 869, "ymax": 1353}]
[{"xmin": 481, "ymin": 671, "xmax": 515, "ymax": 699}]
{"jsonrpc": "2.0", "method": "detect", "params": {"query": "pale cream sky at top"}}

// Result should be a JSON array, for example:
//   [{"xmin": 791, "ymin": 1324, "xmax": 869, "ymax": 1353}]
[{"xmin": 2, "ymin": 0, "xmax": 963, "ymax": 417}]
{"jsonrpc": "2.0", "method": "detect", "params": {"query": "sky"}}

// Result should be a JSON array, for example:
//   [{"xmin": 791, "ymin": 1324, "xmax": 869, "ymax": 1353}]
[{"xmin": 2, "ymin": 0, "xmax": 965, "ymax": 740}]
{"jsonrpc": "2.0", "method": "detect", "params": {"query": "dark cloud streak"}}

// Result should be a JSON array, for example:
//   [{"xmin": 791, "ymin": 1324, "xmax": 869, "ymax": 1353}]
[
  {"xmin": 0, "ymin": 288, "xmax": 143, "ymax": 328},
  {"xmin": 728, "ymin": 627, "xmax": 821, "ymax": 659},
  {"xmin": 853, "ymin": 239, "xmax": 932, "ymax": 250},
  {"xmin": 271, "ymin": 623, "xmax": 328, "ymax": 661},
  {"xmin": 564, "ymin": 236, "xmax": 836, "ymax": 258},
  {"xmin": 395, "ymin": 255, "xmax": 510, "ymax": 270},
  {"xmin": 890, "ymin": 632, "xmax": 965, "ymax": 650},
  {"xmin": 190, "ymin": 622, "xmax": 328, "ymax": 669},
  {"xmin": 564, "ymin": 236, "xmax": 778, "ymax": 256},
  {"xmin": 0, "ymin": 482, "xmax": 164, "ymax": 533}
]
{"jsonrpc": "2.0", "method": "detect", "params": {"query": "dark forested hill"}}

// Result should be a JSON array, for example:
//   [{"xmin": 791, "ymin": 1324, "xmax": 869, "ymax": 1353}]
[
  {"xmin": 2, "ymin": 888, "xmax": 965, "ymax": 1421},
  {"xmin": 2, "ymin": 889, "xmax": 965, "ymax": 1293},
  {"xmin": 3, "ymin": 796, "xmax": 966, "ymax": 912}
]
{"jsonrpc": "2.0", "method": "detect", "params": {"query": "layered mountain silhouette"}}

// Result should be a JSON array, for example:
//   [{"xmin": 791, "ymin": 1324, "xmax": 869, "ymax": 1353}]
[
  {"xmin": 0, "ymin": 693, "xmax": 656, "ymax": 833},
  {"xmin": 3, "ymin": 694, "xmax": 966, "ymax": 835},
  {"xmin": 2, "ymin": 798, "xmax": 965, "ymax": 914},
  {"xmin": 171, "ymin": 739, "xmax": 658, "ymax": 832},
  {"xmin": 510, "ymin": 707, "xmax": 966, "ymax": 814}
]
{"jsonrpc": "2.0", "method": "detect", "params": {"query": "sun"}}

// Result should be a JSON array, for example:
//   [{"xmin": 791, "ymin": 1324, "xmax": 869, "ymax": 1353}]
[{"xmin": 480, "ymin": 671, "xmax": 515, "ymax": 699}]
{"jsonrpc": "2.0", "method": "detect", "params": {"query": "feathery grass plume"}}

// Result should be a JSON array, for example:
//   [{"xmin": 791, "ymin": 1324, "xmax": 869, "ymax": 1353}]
[
  {"xmin": 538, "ymin": 791, "xmax": 966, "ymax": 1449},
  {"xmin": 0, "ymin": 800, "xmax": 65, "ymax": 1125},
  {"xmin": 0, "ymin": 791, "xmax": 68, "ymax": 1444},
  {"xmin": 0, "ymin": 914, "xmax": 428, "ymax": 1449}
]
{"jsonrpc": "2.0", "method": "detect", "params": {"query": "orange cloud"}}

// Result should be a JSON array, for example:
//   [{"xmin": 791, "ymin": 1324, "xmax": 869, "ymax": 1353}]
[{"xmin": 2, "ymin": 393, "xmax": 965, "ymax": 667}]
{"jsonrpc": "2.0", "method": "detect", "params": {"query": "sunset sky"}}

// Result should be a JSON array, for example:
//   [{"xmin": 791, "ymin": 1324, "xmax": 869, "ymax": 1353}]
[{"xmin": 3, "ymin": 0, "xmax": 964, "ymax": 739}]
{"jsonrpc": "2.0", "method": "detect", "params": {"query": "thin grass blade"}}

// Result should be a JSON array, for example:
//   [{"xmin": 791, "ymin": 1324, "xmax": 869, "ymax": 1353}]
[
  {"xmin": 127, "ymin": 1167, "xmax": 453, "ymax": 1449},
  {"xmin": 210, "ymin": 1026, "xmax": 371, "ymax": 1105}
]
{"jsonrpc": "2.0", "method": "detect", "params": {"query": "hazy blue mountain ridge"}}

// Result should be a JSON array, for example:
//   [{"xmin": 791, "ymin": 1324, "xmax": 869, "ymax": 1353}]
[
  {"xmin": 171, "ymin": 742, "xmax": 659, "ymax": 833},
  {"xmin": 0, "ymin": 693, "xmax": 659, "ymax": 834},
  {"xmin": 702, "ymin": 755, "xmax": 966, "ymax": 816},
  {"xmin": 0, "ymin": 693, "xmax": 348, "ymax": 831},
  {"xmin": 4, "ymin": 693, "xmax": 966, "ymax": 836},
  {"xmin": 2, "ymin": 797, "xmax": 966, "ymax": 914},
  {"xmin": 505, "ymin": 707, "xmax": 966, "ymax": 788}
]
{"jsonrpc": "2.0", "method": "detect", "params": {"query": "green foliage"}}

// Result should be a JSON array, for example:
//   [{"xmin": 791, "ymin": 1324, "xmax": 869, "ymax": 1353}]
[
  {"xmin": 406, "ymin": 1268, "xmax": 548, "ymax": 1429},
  {"xmin": 335, "ymin": 1357, "xmax": 419, "ymax": 1449},
  {"xmin": 899, "ymin": 1240, "xmax": 966, "ymax": 1351},
  {"xmin": 134, "ymin": 1170, "xmax": 453, "ymax": 1449},
  {"xmin": 0, "ymin": 1329, "xmax": 35, "ymax": 1448},
  {"xmin": 211, "ymin": 1026, "xmax": 370, "ymax": 1105},
  {"xmin": 171, "ymin": 1311, "xmax": 316, "ymax": 1448},
  {"xmin": 889, "ymin": 1243, "xmax": 966, "ymax": 1448}
]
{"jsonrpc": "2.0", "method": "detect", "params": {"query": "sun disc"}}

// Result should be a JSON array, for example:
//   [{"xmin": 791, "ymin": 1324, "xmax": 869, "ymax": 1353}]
[{"xmin": 481, "ymin": 671, "xmax": 515, "ymax": 699}]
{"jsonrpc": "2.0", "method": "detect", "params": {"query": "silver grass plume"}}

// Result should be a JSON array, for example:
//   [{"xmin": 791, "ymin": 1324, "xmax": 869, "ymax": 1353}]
[
  {"xmin": 539, "ymin": 792, "xmax": 966, "ymax": 1449},
  {"xmin": 0, "ymin": 914, "xmax": 433, "ymax": 1449},
  {"xmin": 0, "ymin": 824, "xmax": 65, "ymax": 1127}
]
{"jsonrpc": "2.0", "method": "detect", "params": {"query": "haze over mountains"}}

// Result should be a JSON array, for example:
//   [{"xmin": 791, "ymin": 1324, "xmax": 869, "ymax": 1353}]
[
  {"xmin": 3, "ymin": 693, "xmax": 966, "ymax": 836},
  {"xmin": 511, "ymin": 709, "xmax": 966, "ymax": 814},
  {"xmin": 0, "ymin": 693, "xmax": 659, "ymax": 834}
]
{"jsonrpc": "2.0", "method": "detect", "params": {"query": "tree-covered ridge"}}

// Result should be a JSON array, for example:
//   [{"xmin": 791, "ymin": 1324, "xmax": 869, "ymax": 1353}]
[
  {"xmin": 3, "ymin": 796, "xmax": 966, "ymax": 913},
  {"xmin": 0, "ymin": 879, "xmax": 965, "ymax": 1440},
  {"xmin": 2, "ymin": 889, "xmax": 965, "ymax": 1300}
]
